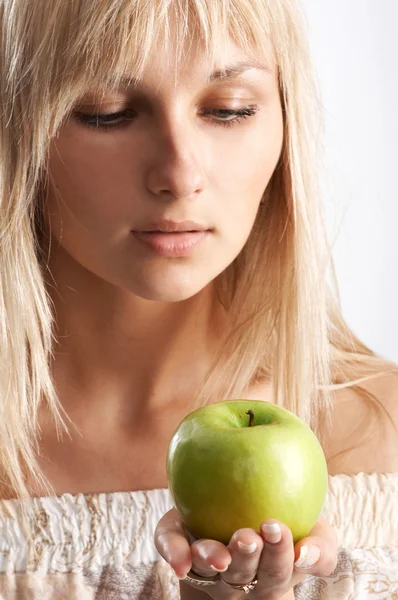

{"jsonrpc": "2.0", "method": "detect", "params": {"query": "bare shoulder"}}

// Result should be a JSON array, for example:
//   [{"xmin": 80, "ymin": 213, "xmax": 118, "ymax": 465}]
[{"xmin": 325, "ymin": 371, "xmax": 398, "ymax": 476}]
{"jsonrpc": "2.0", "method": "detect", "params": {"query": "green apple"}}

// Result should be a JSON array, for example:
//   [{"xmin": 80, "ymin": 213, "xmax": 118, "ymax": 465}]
[{"xmin": 166, "ymin": 400, "xmax": 328, "ymax": 545}]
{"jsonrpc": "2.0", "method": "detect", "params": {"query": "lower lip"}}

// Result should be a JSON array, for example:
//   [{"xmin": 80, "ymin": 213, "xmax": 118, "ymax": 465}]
[{"xmin": 131, "ymin": 230, "xmax": 210, "ymax": 256}]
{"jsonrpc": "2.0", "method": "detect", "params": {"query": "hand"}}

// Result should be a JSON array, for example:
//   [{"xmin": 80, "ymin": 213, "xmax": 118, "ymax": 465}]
[{"xmin": 155, "ymin": 509, "xmax": 338, "ymax": 598}]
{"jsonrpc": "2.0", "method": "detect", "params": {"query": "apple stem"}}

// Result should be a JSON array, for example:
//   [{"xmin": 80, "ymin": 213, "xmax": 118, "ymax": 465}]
[{"xmin": 246, "ymin": 410, "xmax": 254, "ymax": 427}]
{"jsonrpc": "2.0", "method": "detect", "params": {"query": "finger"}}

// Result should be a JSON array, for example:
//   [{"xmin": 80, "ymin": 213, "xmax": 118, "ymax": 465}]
[
  {"xmin": 257, "ymin": 520, "xmax": 295, "ymax": 591},
  {"xmin": 154, "ymin": 508, "xmax": 193, "ymax": 579},
  {"xmin": 293, "ymin": 517, "xmax": 338, "ymax": 578},
  {"xmin": 190, "ymin": 539, "xmax": 232, "ymax": 578},
  {"xmin": 219, "ymin": 528, "xmax": 264, "ymax": 588}
]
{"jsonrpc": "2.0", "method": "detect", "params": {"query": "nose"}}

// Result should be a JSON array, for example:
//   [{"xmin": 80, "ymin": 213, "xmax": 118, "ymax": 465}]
[{"xmin": 144, "ymin": 121, "xmax": 206, "ymax": 200}]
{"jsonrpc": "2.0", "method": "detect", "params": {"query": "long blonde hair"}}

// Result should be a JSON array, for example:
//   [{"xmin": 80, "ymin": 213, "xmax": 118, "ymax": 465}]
[{"xmin": 0, "ymin": 0, "xmax": 396, "ymax": 527}]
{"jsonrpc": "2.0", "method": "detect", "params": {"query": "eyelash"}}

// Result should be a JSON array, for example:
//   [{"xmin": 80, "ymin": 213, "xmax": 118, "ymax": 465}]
[{"xmin": 73, "ymin": 106, "xmax": 259, "ymax": 132}]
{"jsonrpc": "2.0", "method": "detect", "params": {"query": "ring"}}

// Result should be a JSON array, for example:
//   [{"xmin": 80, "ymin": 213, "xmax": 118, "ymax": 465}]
[
  {"xmin": 184, "ymin": 570, "xmax": 219, "ymax": 587},
  {"xmin": 220, "ymin": 574, "xmax": 258, "ymax": 594},
  {"xmin": 184, "ymin": 570, "xmax": 258, "ymax": 594}
]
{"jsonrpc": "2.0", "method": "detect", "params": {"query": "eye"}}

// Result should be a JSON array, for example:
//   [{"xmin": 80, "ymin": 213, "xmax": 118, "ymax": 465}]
[
  {"xmin": 200, "ymin": 106, "xmax": 259, "ymax": 128},
  {"xmin": 72, "ymin": 105, "xmax": 259, "ymax": 132},
  {"xmin": 73, "ymin": 109, "xmax": 137, "ymax": 131}
]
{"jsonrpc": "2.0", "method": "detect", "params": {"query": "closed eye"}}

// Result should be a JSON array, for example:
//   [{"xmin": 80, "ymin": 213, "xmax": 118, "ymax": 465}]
[{"xmin": 72, "ymin": 106, "xmax": 259, "ymax": 131}]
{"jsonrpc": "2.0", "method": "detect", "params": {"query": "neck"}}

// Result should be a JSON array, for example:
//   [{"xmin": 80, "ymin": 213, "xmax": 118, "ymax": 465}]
[{"xmin": 46, "ymin": 247, "xmax": 226, "ymax": 430}]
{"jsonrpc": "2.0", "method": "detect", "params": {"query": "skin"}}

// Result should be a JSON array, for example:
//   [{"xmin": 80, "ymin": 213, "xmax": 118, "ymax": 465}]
[{"xmin": 43, "ymin": 36, "xmax": 338, "ymax": 598}]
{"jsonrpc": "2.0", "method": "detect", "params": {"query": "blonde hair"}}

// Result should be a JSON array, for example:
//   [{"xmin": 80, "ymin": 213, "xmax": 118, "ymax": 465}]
[{"xmin": 0, "ymin": 0, "xmax": 396, "ymax": 534}]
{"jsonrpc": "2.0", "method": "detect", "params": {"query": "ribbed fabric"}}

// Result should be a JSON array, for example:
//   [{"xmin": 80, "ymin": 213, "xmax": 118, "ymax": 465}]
[
  {"xmin": 0, "ymin": 473, "xmax": 396, "ymax": 598},
  {"xmin": 0, "ymin": 488, "xmax": 173, "ymax": 573},
  {"xmin": 323, "ymin": 472, "xmax": 398, "ymax": 549}
]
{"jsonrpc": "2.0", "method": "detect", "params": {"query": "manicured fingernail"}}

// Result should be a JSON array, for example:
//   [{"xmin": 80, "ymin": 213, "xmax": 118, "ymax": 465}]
[
  {"xmin": 197, "ymin": 545, "xmax": 210, "ymax": 561},
  {"xmin": 261, "ymin": 523, "xmax": 282, "ymax": 544},
  {"xmin": 237, "ymin": 541, "xmax": 257, "ymax": 554},
  {"xmin": 294, "ymin": 545, "xmax": 321, "ymax": 569},
  {"xmin": 210, "ymin": 564, "xmax": 229, "ymax": 572},
  {"xmin": 174, "ymin": 570, "xmax": 187, "ymax": 580}
]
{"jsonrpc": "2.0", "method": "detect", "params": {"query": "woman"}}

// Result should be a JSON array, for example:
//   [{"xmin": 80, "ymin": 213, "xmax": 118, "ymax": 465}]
[{"xmin": 0, "ymin": 0, "xmax": 397, "ymax": 598}]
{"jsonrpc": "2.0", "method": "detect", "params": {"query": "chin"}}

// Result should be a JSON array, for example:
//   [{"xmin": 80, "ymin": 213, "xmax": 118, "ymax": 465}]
[
  {"xmin": 128, "ymin": 274, "xmax": 211, "ymax": 303},
  {"xmin": 132, "ymin": 287, "xmax": 205, "ymax": 303},
  {"xmin": 138, "ymin": 291, "xmax": 201, "ymax": 303}
]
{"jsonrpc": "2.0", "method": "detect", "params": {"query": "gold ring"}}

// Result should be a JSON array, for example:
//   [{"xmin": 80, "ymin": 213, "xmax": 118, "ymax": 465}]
[{"xmin": 220, "ymin": 574, "xmax": 258, "ymax": 594}]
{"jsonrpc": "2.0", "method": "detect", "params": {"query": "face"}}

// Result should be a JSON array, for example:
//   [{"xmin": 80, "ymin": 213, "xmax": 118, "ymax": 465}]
[{"xmin": 45, "ymin": 39, "xmax": 284, "ymax": 302}]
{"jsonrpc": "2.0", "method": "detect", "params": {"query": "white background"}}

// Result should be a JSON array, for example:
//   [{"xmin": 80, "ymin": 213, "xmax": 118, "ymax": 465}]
[{"xmin": 302, "ymin": 0, "xmax": 398, "ymax": 363}]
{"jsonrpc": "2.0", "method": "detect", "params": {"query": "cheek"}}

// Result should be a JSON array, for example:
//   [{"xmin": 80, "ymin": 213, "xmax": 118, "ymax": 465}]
[
  {"xmin": 45, "ymin": 137, "xmax": 135, "ymax": 242},
  {"xmin": 217, "ymin": 111, "xmax": 284, "ymax": 234}
]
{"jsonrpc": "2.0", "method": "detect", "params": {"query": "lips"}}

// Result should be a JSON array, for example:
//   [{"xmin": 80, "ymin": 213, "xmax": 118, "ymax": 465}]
[
  {"xmin": 134, "ymin": 219, "xmax": 209, "ymax": 233},
  {"xmin": 131, "ymin": 230, "xmax": 210, "ymax": 256}
]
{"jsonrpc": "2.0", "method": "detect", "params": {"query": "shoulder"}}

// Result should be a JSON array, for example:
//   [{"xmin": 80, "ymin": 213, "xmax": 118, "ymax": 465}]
[{"xmin": 325, "ymin": 371, "xmax": 398, "ymax": 476}]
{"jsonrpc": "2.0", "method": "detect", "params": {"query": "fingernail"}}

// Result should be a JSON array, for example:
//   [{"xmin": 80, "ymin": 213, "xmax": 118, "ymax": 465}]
[
  {"xmin": 261, "ymin": 522, "xmax": 282, "ymax": 544},
  {"xmin": 174, "ymin": 569, "xmax": 188, "ymax": 580},
  {"xmin": 237, "ymin": 541, "xmax": 257, "ymax": 554},
  {"xmin": 294, "ymin": 545, "xmax": 321, "ymax": 569},
  {"xmin": 197, "ymin": 545, "xmax": 210, "ymax": 561},
  {"xmin": 210, "ymin": 564, "xmax": 229, "ymax": 572}
]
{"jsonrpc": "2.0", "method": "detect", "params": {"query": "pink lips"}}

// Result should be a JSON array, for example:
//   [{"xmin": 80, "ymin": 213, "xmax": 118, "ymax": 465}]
[{"xmin": 131, "ymin": 230, "xmax": 210, "ymax": 256}]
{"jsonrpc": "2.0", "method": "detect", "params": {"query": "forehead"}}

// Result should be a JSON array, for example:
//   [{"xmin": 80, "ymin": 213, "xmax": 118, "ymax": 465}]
[{"xmin": 95, "ymin": 37, "xmax": 277, "ymax": 95}]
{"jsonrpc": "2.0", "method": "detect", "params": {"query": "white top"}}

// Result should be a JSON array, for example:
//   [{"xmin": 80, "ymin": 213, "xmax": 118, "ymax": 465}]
[{"xmin": 0, "ymin": 472, "xmax": 397, "ymax": 598}]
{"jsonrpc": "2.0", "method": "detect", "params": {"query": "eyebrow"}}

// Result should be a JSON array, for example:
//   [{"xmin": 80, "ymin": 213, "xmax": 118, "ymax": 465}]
[
  {"xmin": 208, "ymin": 60, "xmax": 273, "ymax": 82},
  {"xmin": 106, "ymin": 59, "xmax": 272, "ymax": 90}
]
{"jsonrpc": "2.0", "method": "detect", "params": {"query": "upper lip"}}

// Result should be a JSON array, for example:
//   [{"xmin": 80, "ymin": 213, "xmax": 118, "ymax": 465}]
[{"xmin": 134, "ymin": 219, "xmax": 210, "ymax": 233}]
